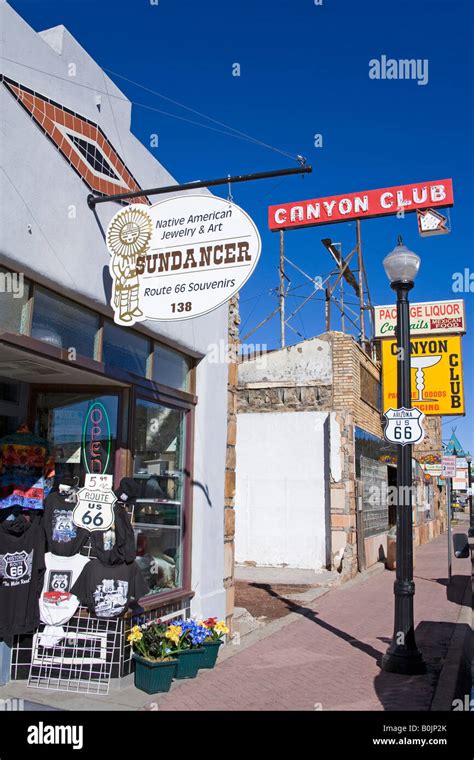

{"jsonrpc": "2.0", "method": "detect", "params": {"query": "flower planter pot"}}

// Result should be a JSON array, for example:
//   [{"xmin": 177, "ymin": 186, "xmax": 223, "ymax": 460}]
[
  {"xmin": 133, "ymin": 654, "xmax": 177, "ymax": 694},
  {"xmin": 200, "ymin": 639, "xmax": 223, "ymax": 669},
  {"xmin": 174, "ymin": 648, "xmax": 205, "ymax": 679}
]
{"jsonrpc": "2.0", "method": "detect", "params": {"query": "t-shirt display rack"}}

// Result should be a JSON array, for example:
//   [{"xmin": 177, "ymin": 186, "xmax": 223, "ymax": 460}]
[
  {"xmin": 7, "ymin": 505, "xmax": 189, "ymax": 696},
  {"xmin": 26, "ymin": 531, "xmax": 120, "ymax": 697}
]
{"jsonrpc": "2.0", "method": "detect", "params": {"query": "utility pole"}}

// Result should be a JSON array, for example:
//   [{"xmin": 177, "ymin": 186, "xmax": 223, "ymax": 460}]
[
  {"xmin": 279, "ymin": 229, "xmax": 285, "ymax": 348},
  {"xmin": 356, "ymin": 219, "xmax": 366, "ymax": 349}
]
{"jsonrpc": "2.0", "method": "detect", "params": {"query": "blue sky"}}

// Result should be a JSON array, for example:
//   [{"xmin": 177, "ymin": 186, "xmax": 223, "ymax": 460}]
[{"xmin": 9, "ymin": 0, "xmax": 474, "ymax": 450}]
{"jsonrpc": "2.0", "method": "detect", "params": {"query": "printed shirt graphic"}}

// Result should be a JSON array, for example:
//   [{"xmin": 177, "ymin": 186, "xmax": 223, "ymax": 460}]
[
  {"xmin": 71, "ymin": 560, "xmax": 149, "ymax": 619},
  {"xmin": 0, "ymin": 549, "xmax": 33, "ymax": 585},
  {"xmin": 52, "ymin": 509, "xmax": 77, "ymax": 544},
  {"xmin": 0, "ymin": 428, "xmax": 55, "ymax": 510},
  {"xmin": 93, "ymin": 578, "xmax": 129, "ymax": 618},
  {"xmin": 39, "ymin": 553, "xmax": 89, "ymax": 626}
]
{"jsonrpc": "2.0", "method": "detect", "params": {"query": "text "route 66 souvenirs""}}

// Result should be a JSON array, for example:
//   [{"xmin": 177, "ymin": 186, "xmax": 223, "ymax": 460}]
[
  {"xmin": 73, "ymin": 475, "xmax": 116, "ymax": 532},
  {"xmin": 383, "ymin": 407, "xmax": 425, "ymax": 446}
]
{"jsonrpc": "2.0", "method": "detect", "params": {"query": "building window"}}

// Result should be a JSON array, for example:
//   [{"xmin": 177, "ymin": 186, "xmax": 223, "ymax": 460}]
[
  {"xmin": 0, "ymin": 267, "xmax": 30, "ymax": 334},
  {"xmin": 360, "ymin": 365, "xmax": 381, "ymax": 411},
  {"xmin": 102, "ymin": 321, "xmax": 150, "ymax": 378},
  {"xmin": 132, "ymin": 398, "xmax": 187, "ymax": 597},
  {"xmin": 34, "ymin": 392, "xmax": 119, "ymax": 484},
  {"xmin": 31, "ymin": 287, "xmax": 100, "ymax": 358},
  {"xmin": 153, "ymin": 343, "xmax": 192, "ymax": 391}
]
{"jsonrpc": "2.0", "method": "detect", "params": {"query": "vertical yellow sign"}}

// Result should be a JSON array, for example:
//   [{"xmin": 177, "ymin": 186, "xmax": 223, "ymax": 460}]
[{"xmin": 382, "ymin": 335, "xmax": 464, "ymax": 415}]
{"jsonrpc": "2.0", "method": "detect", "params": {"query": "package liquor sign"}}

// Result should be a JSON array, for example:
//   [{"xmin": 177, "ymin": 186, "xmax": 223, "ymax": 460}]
[
  {"xmin": 268, "ymin": 179, "xmax": 453, "ymax": 231},
  {"xmin": 107, "ymin": 194, "xmax": 261, "ymax": 325},
  {"xmin": 73, "ymin": 474, "xmax": 116, "ymax": 532},
  {"xmin": 383, "ymin": 407, "xmax": 425, "ymax": 446},
  {"xmin": 381, "ymin": 336, "xmax": 465, "ymax": 416},
  {"xmin": 374, "ymin": 299, "xmax": 466, "ymax": 338}
]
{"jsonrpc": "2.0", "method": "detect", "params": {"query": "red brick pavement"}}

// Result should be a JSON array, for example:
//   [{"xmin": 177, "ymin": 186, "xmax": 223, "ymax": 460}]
[{"xmin": 154, "ymin": 532, "xmax": 469, "ymax": 711}]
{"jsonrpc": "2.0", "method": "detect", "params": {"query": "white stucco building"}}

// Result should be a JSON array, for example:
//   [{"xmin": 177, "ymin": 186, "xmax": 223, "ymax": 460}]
[{"xmin": 0, "ymin": 1, "xmax": 228, "ymax": 682}]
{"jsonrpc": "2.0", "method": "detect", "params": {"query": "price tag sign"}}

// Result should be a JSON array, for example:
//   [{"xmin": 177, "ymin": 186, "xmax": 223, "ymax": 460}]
[
  {"xmin": 83, "ymin": 474, "xmax": 113, "ymax": 492},
  {"xmin": 441, "ymin": 456, "xmax": 457, "ymax": 478},
  {"xmin": 383, "ymin": 407, "xmax": 425, "ymax": 446},
  {"xmin": 73, "ymin": 475, "xmax": 116, "ymax": 532}
]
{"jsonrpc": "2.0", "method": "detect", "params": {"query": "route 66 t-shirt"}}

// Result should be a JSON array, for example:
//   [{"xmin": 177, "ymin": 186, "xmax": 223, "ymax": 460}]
[
  {"xmin": 44, "ymin": 492, "xmax": 89, "ymax": 556},
  {"xmin": 39, "ymin": 552, "xmax": 90, "ymax": 626},
  {"xmin": 0, "ymin": 513, "xmax": 45, "ymax": 636},
  {"xmin": 71, "ymin": 560, "xmax": 149, "ymax": 619}
]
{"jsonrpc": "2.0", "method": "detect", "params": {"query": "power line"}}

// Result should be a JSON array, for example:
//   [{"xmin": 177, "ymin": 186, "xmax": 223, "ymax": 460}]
[
  {"xmin": 1, "ymin": 56, "xmax": 300, "ymax": 161},
  {"xmin": 103, "ymin": 67, "xmax": 298, "ymax": 161}
]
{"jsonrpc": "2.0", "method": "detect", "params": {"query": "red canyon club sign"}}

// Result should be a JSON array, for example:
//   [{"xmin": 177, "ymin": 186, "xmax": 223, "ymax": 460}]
[{"xmin": 268, "ymin": 179, "xmax": 454, "ymax": 230}]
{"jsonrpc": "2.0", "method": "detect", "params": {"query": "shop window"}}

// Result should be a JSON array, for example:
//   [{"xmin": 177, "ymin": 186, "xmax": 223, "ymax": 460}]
[
  {"xmin": 34, "ymin": 392, "xmax": 119, "ymax": 485},
  {"xmin": 132, "ymin": 398, "xmax": 187, "ymax": 597},
  {"xmin": 102, "ymin": 321, "xmax": 150, "ymax": 378},
  {"xmin": 31, "ymin": 287, "xmax": 99, "ymax": 358},
  {"xmin": 0, "ymin": 267, "xmax": 30, "ymax": 334},
  {"xmin": 152, "ymin": 343, "xmax": 192, "ymax": 391}
]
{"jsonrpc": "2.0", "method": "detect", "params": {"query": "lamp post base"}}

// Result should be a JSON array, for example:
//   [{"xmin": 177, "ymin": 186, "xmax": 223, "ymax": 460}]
[{"xmin": 381, "ymin": 649, "xmax": 426, "ymax": 675}]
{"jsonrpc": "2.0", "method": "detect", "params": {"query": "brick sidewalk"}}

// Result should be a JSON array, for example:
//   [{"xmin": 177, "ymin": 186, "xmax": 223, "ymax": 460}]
[{"xmin": 154, "ymin": 532, "xmax": 470, "ymax": 711}]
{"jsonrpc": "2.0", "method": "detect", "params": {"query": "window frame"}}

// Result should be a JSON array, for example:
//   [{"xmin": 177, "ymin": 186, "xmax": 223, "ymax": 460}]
[{"xmin": 129, "ymin": 387, "xmax": 194, "ymax": 605}]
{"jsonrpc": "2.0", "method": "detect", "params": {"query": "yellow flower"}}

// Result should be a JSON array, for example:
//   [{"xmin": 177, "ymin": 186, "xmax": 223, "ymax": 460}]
[
  {"xmin": 214, "ymin": 621, "xmax": 229, "ymax": 636},
  {"xmin": 128, "ymin": 626, "xmax": 143, "ymax": 643},
  {"xmin": 165, "ymin": 625, "xmax": 182, "ymax": 645}
]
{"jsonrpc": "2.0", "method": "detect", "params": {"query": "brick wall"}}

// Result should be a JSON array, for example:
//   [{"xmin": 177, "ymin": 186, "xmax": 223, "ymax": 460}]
[{"xmin": 330, "ymin": 332, "xmax": 383, "ymax": 438}]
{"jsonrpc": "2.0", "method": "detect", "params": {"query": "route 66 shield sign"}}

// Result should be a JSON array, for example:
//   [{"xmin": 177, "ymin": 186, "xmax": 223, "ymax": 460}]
[
  {"xmin": 383, "ymin": 407, "xmax": 425, "ymax": 446},
  {"xmin": 73, "ymin": 487, "xmax": 116, "ymax": 532}
]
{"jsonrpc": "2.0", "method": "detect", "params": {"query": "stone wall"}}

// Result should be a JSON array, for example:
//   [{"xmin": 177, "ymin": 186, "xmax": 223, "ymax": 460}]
[
  {"xmin": 329, "ymin": 413, "xmax": 359, "ymax": 579},
  {"xmin": 236, "ymin": 384, "xmax": 332, "ymax": 412},
  {"xmin": 224, "ymin": 296, "xmax": 239, "ymax": 633}
]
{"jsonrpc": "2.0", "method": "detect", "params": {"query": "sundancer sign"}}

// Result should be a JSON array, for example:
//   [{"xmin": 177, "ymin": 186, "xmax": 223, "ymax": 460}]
[{"xmin": 107, "ymin": 194, "xmax": 261, "ymax": 324}]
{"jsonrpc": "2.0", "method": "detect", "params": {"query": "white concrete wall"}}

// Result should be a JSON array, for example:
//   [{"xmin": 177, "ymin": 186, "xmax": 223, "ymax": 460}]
[
  {"xmin": 0, "ymin": 2, "xmax": 227, "ymax": 619},
  {"xmin": 235, "ymin": 411, "xmax": 329, "ymax": 570},
  {"xmin": 239, "ymin": 337, "xmax": 332, "ymax": 386}
]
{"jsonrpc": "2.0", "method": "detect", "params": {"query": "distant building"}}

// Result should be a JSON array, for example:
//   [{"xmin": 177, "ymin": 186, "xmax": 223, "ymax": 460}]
[{"xmin": 234, "ymin": 333, "xmax": 446, "ymax": 579}]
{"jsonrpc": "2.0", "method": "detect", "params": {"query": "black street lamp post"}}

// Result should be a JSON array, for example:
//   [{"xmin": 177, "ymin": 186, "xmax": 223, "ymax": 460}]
[
  {"xmin": 466, "ymin": 453, "xmax": 473, "ymax": 537},
  {"xmin": 381, "ymin": 237, "xmax": 426, "ymax": 675}
]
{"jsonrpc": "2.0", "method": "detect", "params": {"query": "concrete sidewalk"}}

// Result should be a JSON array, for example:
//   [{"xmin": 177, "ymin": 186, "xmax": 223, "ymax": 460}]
[
  {"xmin": 153, "ymin": 532, "xmax": 470, "ymax": 711},
  {"xmin": 0, "ymin": 530, "xmax": 469, "ymax": 711}
]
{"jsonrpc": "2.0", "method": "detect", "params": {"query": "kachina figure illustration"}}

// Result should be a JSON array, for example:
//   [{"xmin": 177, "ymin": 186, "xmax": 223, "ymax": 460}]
[{"xmin": 107, "ymin": 206, "xmax": 152, "ymax": 324}]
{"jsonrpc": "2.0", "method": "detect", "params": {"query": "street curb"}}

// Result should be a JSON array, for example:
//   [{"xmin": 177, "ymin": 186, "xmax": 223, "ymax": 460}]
[{"xmin": 430, "ymin": 575, "xmax": 471, "ymax": 711}]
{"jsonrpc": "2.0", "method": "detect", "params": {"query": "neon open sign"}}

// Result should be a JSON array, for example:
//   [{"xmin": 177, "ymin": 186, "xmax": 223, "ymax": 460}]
[{"xmin": 82, "ymin": 401, "xmax": 112, "ymax": 474}]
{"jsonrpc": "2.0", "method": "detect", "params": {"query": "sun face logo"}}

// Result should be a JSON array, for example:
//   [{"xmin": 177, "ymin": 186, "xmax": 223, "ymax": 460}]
[
  {"xmin": 107, "ymin": 206, "xmax": 153, "ymax": 325},
  {"xmin": 107, "ymin": 207, "xmax": 152, "ymax": 258}
]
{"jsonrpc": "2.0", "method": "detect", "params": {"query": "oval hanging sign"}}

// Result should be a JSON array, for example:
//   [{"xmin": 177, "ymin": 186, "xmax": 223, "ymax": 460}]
[{"xmin": 106, "ymin": 194, "xmax": 261, "ymax": 325}]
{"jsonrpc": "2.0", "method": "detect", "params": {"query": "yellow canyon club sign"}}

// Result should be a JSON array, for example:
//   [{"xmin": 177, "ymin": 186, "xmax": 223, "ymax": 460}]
[{"xmin": 382, "ymin": 336, "xmax": 465, "ymax": 416}]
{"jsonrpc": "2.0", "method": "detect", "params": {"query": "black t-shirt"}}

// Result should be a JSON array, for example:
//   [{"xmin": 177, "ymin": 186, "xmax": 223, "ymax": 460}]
[
  {"xmin": 0, "ymin": 514, "xmax": 45, "ymax": 636},
  {"xmin": 43, "ymin": 492, "xmax": 89, "ymax": 557},
  {"xmin": 71, "ymin": 559, "xmax": 149, "ymax": 619},
  {"xmin": 89, "ymin": 503, "xmax": 136, "ymax": 565}
]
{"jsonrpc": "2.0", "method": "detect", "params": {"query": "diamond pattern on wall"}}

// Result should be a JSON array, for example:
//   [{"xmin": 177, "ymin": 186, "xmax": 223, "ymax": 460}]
[{"xmin": 2, "ymin": 76, "xmax": 149, "ymax": 204}]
